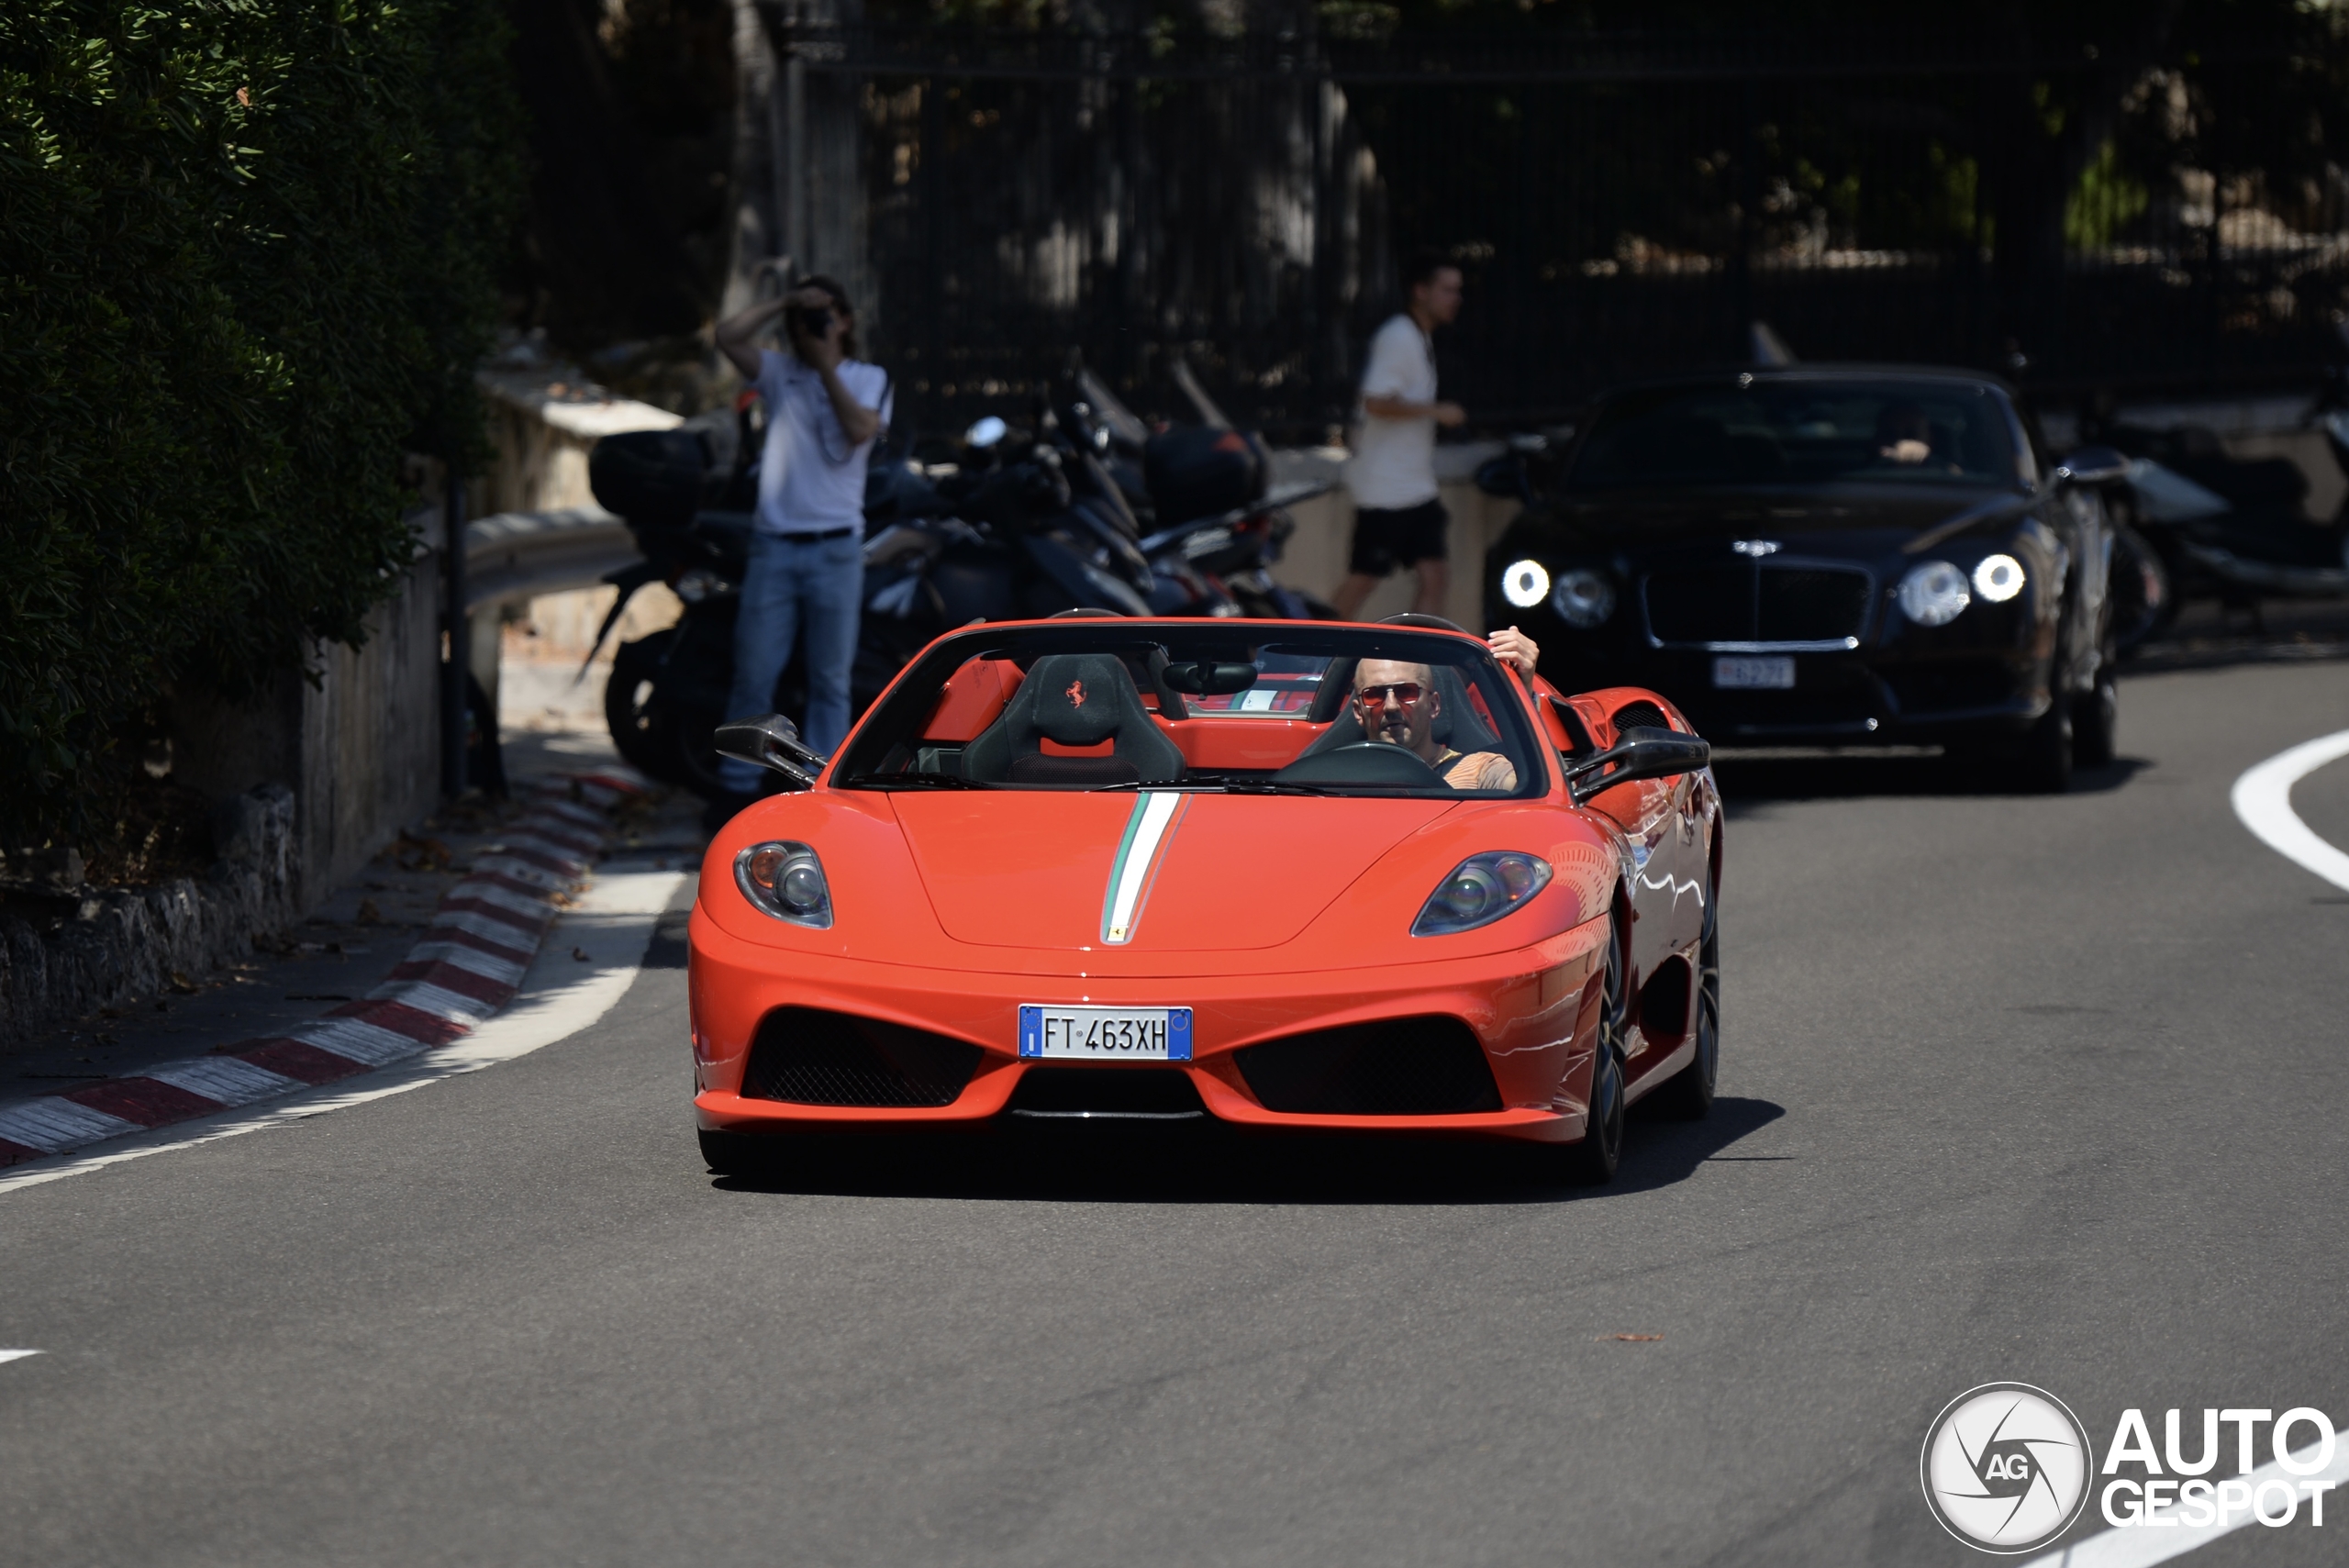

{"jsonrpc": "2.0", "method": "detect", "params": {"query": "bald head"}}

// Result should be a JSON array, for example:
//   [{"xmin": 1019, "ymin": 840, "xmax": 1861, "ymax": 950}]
[{"xmin": 1353, "ymin": 659, "xmax": 1442, "ymax": 762}]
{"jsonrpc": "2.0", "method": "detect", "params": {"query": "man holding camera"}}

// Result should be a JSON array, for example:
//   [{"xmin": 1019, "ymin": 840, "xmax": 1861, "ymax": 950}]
[{"xmin": 711, "ymin": 276, "xmax": 891, "ymax": 810}]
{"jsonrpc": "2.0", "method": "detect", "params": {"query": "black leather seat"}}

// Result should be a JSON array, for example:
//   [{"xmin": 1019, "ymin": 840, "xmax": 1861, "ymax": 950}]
[
  {"xmin": 961, "ymin": 653, "xmax": 1186, "ymax": 786},
  {"xmin": 1295, "ymin": 659, "xmax": 1502, "ymax": 762}
]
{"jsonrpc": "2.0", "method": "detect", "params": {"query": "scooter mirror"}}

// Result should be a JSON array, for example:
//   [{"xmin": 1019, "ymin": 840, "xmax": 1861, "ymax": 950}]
[{"xmin": 965, "ymin": 416, "xmax": 1008, "ymax": 450}]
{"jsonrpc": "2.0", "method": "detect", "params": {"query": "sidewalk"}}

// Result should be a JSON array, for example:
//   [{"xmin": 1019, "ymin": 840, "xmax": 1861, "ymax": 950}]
[{"xmin": 0, "ymin": 662, "xmax": 707, "ymax": 1170}]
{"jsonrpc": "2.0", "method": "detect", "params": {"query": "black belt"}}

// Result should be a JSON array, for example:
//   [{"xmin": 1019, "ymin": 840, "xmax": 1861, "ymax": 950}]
[{"xmin": 773, "ymin": 526, "xmax": 856, "ymax": 542}]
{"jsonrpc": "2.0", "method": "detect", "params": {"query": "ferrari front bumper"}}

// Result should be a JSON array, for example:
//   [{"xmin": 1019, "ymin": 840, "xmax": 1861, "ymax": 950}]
[{"xmin": 688, "ymin": 908, "xmax": 1610, "ymax": 1143}]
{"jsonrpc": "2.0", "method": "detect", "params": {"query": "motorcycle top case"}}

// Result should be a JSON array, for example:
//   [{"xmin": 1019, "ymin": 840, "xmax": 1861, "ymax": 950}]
[
  {"xmin": 1143, "ymin": 428, "xmax": 1268, "ymax": 527},
  {"xmin": 589, "ymin": 428, "xmax": 717, "ymax": 534}
]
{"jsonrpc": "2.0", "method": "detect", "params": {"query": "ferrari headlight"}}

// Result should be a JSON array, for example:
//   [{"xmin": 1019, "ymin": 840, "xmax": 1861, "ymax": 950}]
[
  {"xmin": 1411, "ymin": 851, "xmax": 1553, "ymax": 937},
  {"xmin": 1896, "ymin": 560, "xmax": 1971, "ymax": 627},
  {"xmin": 1552, "ymin": 568, "xmax": 1618, "ymax": 628},
  {"xmin": 1972, "ymin": 552, "xmax": 2025, "ymax": 603},
  {"xmin": 735, "ymin": 840, "xmax": 832, "ymax": 929},
  {"xmin": 1500, "ymin": 558, "xmax": 1551, "ymax": 609}
]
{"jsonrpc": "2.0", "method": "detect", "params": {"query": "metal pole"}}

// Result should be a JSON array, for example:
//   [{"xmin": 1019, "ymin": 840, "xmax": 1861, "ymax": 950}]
[
  {"xmin": 766, "ymin": 32, "xmax": 791, "ymax": 261},
  {"xmin": 786, "ymin": 50, "xmax": 808, "ymax": 272},
  {"xmin": 440, "ymin": 462, "xmax": 468, "ymax": 797}
]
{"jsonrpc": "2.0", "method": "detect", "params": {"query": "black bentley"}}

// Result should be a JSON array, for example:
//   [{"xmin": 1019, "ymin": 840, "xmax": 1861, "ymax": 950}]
[{"xmin": 1480, "ymin": 368, "xmax": 2125, "ymax": 792}]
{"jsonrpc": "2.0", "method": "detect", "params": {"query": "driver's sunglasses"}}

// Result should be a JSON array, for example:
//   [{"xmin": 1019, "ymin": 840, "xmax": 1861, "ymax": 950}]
[{"xmin": 1354, "ymin": 682, "xmax": 1426, "ymax": 706}]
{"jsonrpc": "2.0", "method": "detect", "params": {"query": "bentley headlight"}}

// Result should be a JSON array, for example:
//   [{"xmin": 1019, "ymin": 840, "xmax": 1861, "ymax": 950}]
[
  {"xmin": 1552, "ymin": 568, "xmax": 1619, "ymax": 628},
  {"xmin": 1412, "ymin": 851, "xmax": 1553, "ymax": 937},
  {"xmin": 674, "ymin": 568, "xmax": 728, "ymax": 604},
  {"xmin": 1500, "ymin": 558, "xmax": 1551, "ymax": 610},
  {"xmin": 1972, "ymin": 552, "xmax": 2025, "ymax": 603},
  {"xmin": 736, "ymin": 840, "xmax": 832, "ymax": 929},
  {"xmin": 1896, "ymin": 560, "xmax": 1971, "ymax": 627}
]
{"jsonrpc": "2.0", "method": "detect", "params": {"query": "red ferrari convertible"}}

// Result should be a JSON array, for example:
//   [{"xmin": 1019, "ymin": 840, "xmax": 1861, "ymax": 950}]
[{"xmin": 688, "ymin": 616, "xmax": 1720, "ymax": 1183}]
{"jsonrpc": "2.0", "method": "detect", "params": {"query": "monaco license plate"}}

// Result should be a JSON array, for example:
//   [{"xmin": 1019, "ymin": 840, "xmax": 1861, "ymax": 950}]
[
  {"xmin": 1019, "ymin": 1006, "xmax": 1193, "ymax": 1062},
  {"xmin": 1713, "ymin": 655, "xmax": 1796, "ymax": 690}
]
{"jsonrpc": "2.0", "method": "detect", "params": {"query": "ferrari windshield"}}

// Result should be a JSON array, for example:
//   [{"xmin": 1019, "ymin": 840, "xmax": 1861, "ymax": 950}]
[
  {"xmin": 832, "ymin": 623, "xmax": 1542, "ymax": 798},
  {"xmin": 1567, "ymin": 379, "xmax": 2021, "ymax": 491}
]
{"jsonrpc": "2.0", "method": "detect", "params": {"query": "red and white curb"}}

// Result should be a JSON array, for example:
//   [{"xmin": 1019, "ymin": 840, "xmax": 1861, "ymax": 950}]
[{"xmin": 0, "ymin": 774, "xmax": 645, "ymax": 1170}]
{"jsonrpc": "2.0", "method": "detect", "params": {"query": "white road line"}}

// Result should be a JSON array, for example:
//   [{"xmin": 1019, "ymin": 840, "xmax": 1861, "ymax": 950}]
[
  {"xmin": 0, "ymin": 1350, "xmax": 40, "ymax": 1365},
  {"xmin": 0, "ymin": 871, "xmax": 685, "ymax": 1197},
  {"xmin": 2024, "ymin": 1425, "xmax": 2348, "ymax": 1566},
  {"xmin": 2231, "ymin": 728, "xmax": 2349, "ymax": 892}
]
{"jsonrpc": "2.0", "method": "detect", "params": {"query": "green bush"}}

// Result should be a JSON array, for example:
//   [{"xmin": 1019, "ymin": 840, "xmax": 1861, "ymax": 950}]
[{"xmin": 0, "ymin": 1, "xmax": 522, "ymax": 841}]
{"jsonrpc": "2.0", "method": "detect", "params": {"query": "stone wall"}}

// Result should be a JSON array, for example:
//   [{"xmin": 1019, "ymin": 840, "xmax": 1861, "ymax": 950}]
[
  {"xmin": 0, "ymin": 786, "xmax": 297, "ymax": 1055},
  {"xmin": 171, "ymin": 511, "xmax": 445, "ymax": 908}
]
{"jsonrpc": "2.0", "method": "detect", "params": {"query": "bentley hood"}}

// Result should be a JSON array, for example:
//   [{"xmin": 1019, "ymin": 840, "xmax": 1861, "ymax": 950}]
[
  {"xmin": 1520, "ymin": 482, "xmax": 2032, "ymax": 558},
  {"xmin": 891, "ymin": 791, "xmax": 1455, "ymax": 953}
]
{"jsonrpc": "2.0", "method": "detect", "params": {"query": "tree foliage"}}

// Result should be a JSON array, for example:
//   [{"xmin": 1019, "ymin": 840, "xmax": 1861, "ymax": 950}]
[{"xmin": 0, "ymin": 1, "xmax": 522, "ymax": 840}]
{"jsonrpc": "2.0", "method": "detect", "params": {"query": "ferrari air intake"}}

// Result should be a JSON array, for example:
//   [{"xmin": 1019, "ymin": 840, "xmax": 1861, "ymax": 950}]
[
  {"xmin": 740, "ymin": 1008, "xmax": 981, "ymax": 1107},
  {"xmin": 1234, "ymin": 1018, "xmax": 1502, "ymax": 1116}
]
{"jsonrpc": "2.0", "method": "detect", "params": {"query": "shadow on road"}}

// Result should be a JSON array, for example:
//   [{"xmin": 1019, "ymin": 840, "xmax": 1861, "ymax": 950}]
[{"xmin": 707, "ymin": 1095, "xmax": 1787, "ymax": 1207}]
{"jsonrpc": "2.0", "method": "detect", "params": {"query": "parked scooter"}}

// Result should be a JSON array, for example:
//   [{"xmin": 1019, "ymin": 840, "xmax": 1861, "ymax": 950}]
[
  {"xmin": 1050, "ymin": 361, "xmax": 1341, "ymax": 620},
  {"xmin": 2087, "ymin": 379, "xmax": 2349, "ymax": 644}
]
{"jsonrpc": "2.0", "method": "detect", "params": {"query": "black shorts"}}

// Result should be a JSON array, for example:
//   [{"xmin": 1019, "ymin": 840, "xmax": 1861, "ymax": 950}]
[{"xmin": 1348, "ymin": 498, "xmax": 1449, "ymax": 576}]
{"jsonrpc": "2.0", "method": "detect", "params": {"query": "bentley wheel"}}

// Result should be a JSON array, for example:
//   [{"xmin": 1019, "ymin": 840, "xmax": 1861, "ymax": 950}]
[
  {"xmin": 1563, "ymin": 929, "xmax": 1629, "ymax": 1184},
  {"xmin": 2015, "ymin": 700, "xmax": 2075, "ymax": 795},
  {"xmin": 2072, "ymin": 673, "xmax": 2119, "ymax": 768},
  {"xmin": 1651, "ymin": 903, "xmax": 1720, "ymax": 1120}
]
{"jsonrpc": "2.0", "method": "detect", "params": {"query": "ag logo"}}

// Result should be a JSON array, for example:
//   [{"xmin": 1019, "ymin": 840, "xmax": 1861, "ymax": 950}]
[{"xmin": 1920, "ymin": 1384, "xmax": 2092, "ymax": 1553}]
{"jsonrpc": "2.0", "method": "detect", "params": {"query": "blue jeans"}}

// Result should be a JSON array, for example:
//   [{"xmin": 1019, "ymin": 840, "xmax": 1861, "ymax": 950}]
[{"xmin": 718, "ymin": 529, "xmax": 863, "ymax": 794}]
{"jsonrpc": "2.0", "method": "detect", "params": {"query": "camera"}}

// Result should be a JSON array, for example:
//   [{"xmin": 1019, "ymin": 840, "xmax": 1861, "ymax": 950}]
[{"xmin": 790, "ymin": 305, "xmax": 834, "ymax": 339}]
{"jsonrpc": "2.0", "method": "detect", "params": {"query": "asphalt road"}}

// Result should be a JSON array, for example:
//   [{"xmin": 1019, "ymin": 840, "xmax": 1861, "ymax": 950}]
[{"xmin": 4, "ymin": 659, "xmax": 2346, "ymax": 1568}]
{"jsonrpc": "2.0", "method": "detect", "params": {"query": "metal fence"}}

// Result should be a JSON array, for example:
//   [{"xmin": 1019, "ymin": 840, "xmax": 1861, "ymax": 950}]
[{"xmin": 758, "ymin": 15, "xmax": 2349, "ymax": 439}]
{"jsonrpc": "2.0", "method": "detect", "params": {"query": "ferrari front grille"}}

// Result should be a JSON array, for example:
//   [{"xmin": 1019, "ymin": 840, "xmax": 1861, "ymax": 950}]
[
  {"xmin": 740, "ymin": 1007, "xmax": 981, "ymax": 1107},
  {"xmin": 1644, "ymin": 562, "xmax": 1871, "ymax": 646},
  {"xmin": 1233, "ymin": 1017, "xmax": 1502, "ymax": 1116}
]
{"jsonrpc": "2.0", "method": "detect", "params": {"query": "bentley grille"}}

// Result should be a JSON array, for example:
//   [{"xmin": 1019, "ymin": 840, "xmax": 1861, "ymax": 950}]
[{"xmin": 1643, "ymin": 562, "xmax": 1872, "ymax": 645}]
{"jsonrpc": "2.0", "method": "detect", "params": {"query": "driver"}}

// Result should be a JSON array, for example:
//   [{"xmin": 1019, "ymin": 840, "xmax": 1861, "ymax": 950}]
[{"xmin": 1351, "ymin": 627, "xmax": 1538, "ymax": 791}]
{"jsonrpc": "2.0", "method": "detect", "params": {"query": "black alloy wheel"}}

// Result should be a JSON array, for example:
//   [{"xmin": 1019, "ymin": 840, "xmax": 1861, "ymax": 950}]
[
  {"xmin": 1651, "ymin": 895, "xmax": 1720, "ymax": 1120},
  {"xmin": 2073, "ymin": 673, "xmax": 2120, "ymax": 768},
  {"xmin": 1562, "ymin": 923, "xmax": 1630, "ymax": 1184},
  {"xmin": 606, "ymin": 632, "xmax": 685, "ymax": 783}
]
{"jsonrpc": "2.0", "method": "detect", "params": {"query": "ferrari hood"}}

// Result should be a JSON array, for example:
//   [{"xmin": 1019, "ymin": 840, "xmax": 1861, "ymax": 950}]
[{"xmin": 890, "ymin": 791, "xmax": 1456, "ymax": 952}]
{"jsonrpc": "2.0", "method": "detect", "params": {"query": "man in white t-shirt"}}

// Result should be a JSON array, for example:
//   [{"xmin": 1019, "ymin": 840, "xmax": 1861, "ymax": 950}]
[
  {"xmin": 1334, "ymin": 251, "xmax": 1466, "ymax": 618},
  {"xmin": 710, "ymin": 274, "xmax": 892, "ymax": 808}
]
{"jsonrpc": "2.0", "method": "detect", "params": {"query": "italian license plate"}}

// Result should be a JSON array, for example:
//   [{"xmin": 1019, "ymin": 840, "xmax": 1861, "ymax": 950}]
[
  {"xmin": 1713, "ymin": 655, "xmax": 1796, "ymax": 690},
  {"xmin": 1019, "ymin": 1006, "xmax": 1193, "ymax": 1062}
]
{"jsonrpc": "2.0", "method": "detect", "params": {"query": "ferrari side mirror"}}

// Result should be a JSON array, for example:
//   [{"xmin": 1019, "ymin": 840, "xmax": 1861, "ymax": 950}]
[
  {"xmin": 1564, "ymin": 725, "xmax": 1711, "ymax": 806},
  {"xmin": 713, "ymin": 713, "xmax": 827, "ymax": 791}
]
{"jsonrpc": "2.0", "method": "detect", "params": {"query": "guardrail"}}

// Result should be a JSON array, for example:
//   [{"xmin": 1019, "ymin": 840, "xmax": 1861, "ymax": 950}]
[{"xmin": 462, "ymin": 507, "xmax": 640, "ymax": 615}]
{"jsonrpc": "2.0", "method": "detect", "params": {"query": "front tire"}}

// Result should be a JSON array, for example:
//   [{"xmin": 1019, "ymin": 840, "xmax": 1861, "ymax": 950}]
[
  {"xmin": 1562, "ymin": 926, "xmax": 1629, "ymax": 1184},
  {"xmin": 2072, "ymin": 673, "xmax": 2119, "ymax": 768},
  {"xmin": 2013, "ymin": 699, "xmax": 2075, "ymax": 795},
  {"xmin": 606, "ymin": 633, "xmax": 684, "ymax": 783},
  {"xmin": 698, "ymin": 1129, "xmax": 768, "ymax": 1177}
]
